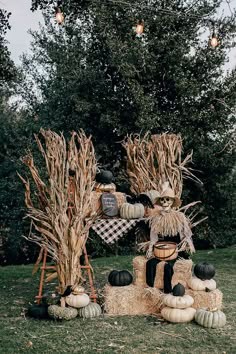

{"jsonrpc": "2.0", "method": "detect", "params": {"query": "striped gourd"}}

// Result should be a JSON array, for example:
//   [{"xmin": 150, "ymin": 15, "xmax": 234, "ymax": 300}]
[
  {"xmin": 78, "ymin": 302, "xmax": 102, "ymax": 319},
  {"xmin": 120, "ymin": 203, "xmax": 144, "ymax": 219}
]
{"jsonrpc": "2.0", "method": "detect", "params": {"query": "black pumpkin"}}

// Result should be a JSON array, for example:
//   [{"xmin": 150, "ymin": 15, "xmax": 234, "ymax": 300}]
[
  {"xmin": 96, "ymin": 169, "xmax": 114, "ymax": 184},
  {"xmin": 108, "ymin": 270, "xmax": 133, "ymax": 286},
  {"xmin": 27, "ymin": 304, "xmax": 49, "ymax": 319},
  {"xmin": 172, "ymin": 283, "xmax": 185, "ymax": 297},
  {"xmin": 194, "ymin": 262, "xmax": 215, "ymax": 280}
]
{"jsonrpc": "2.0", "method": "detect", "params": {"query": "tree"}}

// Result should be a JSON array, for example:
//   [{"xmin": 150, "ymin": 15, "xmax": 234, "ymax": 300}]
[
  {"xmin": 0, "ymin": 8, "xmax": 16, "ymax": 85},
  {"xmin": 0, "ymin": 8, "xmax": 40, "ymax": 264},
  {"xmin": 16, "ymin": 0, "xmax": 236, "ymax": 247}
]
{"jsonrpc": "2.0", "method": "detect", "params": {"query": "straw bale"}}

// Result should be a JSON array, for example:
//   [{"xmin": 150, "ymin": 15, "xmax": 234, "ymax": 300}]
[
  {"xmin": 104, "ymin": 284, "xmax": 163, "ymax": 316},
  {"xmin": 185, "ymin": 289, "xmax": 223, "ymax": 310},
  {"xmin": 154, "ymin": 259, "xmax": 193, "ymax": 289},
  {"xmin": 133, "ymin": 256, "xmax": 193, "ymax": 290},
  {"xmin": 172, "ymin": 259, "xmax": 193, "ymax": 288},
  {"xmin": 133, "ymin": 256, "xmax": 147, "ymax": 287}
]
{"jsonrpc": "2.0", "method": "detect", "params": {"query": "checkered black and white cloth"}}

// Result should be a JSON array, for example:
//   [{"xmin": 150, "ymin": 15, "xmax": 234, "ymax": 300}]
[{"xmin": 91, "ymin": 218, "xmax": 140, "ymax": 244}]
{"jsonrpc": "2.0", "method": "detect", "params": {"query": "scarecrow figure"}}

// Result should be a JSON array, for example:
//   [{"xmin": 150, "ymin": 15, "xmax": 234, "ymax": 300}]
[{"xmin": 145, "ymin": 182, "xmax": 195, "ymax": 293}]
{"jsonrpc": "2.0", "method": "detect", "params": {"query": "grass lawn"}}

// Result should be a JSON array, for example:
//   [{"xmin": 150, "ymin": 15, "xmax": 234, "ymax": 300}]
[{"xmin": 0, "ymin": 247, "xmax": 235, "ymax": 354}]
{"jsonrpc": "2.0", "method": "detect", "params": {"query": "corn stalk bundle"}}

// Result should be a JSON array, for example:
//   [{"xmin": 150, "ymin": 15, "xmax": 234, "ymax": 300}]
[
  {"xmin": 122, "ymin": 133, "xmax": 201, "ymax": 197},
  {"xmin": 18, "ymin": 129, "xmax": 98, "ymax": 296}
]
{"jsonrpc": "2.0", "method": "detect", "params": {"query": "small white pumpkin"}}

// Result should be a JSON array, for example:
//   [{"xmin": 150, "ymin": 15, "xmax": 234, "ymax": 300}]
[
  {"xmin": 65, "ymin": 293, "xmax": 90, "ymax": 308},
  {"xmin": 72, "ymin": 286, "xmax": 85, "ymax": 295},
  {"xmin": 161, "ymin": 307, "xmax": 196, "ymax": 323},
  {"xmin": 163, "ymin": 294, "xmax": 194, "ymax": 309},
  {"xmin": 120, "ymin": 202, "xmax": 145, "ymax": 219},
  {"xmin": 187, "ymin": 277, "xmax": 216, "ymax": 291},
  {"xmin": 195, "ymin": 308, "xmax": 226, "ymax": 328}
]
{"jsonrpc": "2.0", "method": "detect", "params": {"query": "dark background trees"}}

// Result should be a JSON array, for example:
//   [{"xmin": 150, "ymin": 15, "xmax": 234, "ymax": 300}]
[
  {"xmin": 1, "ymin": 1, "xmax": 236, "ymax": 263},
  {"xmin": 0, "ymin": 8, "xmax": 40, "ymax": 264}
]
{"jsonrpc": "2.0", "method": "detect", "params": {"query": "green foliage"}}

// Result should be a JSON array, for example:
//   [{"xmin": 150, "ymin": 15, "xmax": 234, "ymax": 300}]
[
  {"xmin": 0, "ymin": 106, "xmax": 41, "ymax": 265},
  {"xmin": 1, "ymin": 1, "xmax": 236, "ymax": 264},
  {"xmin": 0, "ymin": 8, "xmax": 17, "ymax": 83}
]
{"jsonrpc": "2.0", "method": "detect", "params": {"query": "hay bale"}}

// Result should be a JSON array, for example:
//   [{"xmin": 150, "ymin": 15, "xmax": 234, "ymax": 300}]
[
  {"xmin": 133, "ymin": 256, "xmax": 193, "ymax": 290},
  {"xmin": 185, "ymin": 289, "xmax": 223, "ymax": 309},
  {"xmin": 104, "ymin": 284, "xmax": 163, "ymax": 316},
  {"xmin": 154, "ymin": 259, "xmax": 193, "ymax": 289},
  {"xmin": 133, "ymin": 256, "xmax": 147, "ymax": 287},
  {"xmin": 172, "ymin": 259, "xmax": 193, "ymax": 288}
]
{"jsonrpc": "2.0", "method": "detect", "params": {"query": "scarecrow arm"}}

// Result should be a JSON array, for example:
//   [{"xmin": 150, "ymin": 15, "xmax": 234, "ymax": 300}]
[{"xmin": 146, "ymin": 227, "xmax": 159, "ymax": 259}]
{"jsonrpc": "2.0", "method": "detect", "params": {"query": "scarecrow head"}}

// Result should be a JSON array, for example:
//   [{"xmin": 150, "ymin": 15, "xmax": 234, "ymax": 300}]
[{"xmin": 155, "ymin": 183, "xmax": 181, "ymax": 211}]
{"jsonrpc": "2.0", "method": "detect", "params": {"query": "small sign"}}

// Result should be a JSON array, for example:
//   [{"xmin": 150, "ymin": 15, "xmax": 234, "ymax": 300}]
[{"xmin": 101, "ymin": 193, "xmax": 118, "ymax": 217}]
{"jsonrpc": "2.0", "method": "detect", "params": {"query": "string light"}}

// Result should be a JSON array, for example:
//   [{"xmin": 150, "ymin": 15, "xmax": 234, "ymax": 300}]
[
  {"xmin": 55, "ymin": 7, "xmax": 64, "ymax": 24},
  {"xmin": 136, "ymin": 21, "xmax": 144, "ymax": 35}
]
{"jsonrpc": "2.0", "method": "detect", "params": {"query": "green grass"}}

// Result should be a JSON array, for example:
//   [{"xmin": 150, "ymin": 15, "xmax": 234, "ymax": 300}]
[{"xmin": 0, "ymin": 247, "xmax": 235, "ymax": 354}]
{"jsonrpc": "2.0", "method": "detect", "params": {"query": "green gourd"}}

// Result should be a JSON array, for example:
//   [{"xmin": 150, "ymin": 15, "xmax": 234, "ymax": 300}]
[
  {"xmin": 78, "ymin": 302, "xmax": 102, "ymax": 319},
  {"xmin": 120, "ymin": 203, "xmax": 144, "ymax": 219},
  {"xmin": 195, "ymin": 308, "xmax": 226, "ymax": 328},
  {"xmin": 48, "ymin": 305, "xmax": 78, "ymax": 320}
]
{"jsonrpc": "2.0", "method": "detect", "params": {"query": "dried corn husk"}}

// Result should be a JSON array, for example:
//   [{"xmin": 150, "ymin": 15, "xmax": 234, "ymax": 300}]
[
  {"xmin": 122, "ymin": 133, "xmax": 201, "ymax": 197},
  {"xmin": 19, "ymin": 129, "xmax": 99, "ymax": 296}
]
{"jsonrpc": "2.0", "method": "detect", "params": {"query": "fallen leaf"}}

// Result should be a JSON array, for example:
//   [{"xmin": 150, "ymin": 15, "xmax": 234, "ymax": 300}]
[{"xmin": 26, "ymin": 341, "xmax": 33, "ymax": 347}]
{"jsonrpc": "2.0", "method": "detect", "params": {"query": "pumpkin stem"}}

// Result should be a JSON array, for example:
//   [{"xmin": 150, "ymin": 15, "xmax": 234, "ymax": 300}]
[
  {"xmin": 60, "ymin": 297, "xmax": 66, "ymax": 308},
  {"xmin": 209, "ymin": 307, "xmax": 218, "ymax": 312}
]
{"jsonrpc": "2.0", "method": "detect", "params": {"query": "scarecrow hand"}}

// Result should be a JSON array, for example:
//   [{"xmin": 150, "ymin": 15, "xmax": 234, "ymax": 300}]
[{"xmin": 146, "ymin": 244, "xmax": 154, "ymax": 259}]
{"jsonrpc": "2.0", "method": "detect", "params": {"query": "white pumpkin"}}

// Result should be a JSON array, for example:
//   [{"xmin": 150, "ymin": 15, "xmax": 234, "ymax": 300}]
[
  {"xmin": 187, "ymin": 277, "xmax": 216, "ymax": 291},
  {"xmin": 163, "ymin": 294, "xmax": 194, "ymax": 309},
  {"xmin": 65, "ymin": 293, "xmax": 90, "ymax": 308},
  {"xmin": 161, "ymin": 307, "xmax": 196, "ymax": 323},
  {"xmin": 120, "ymin": 202, "xmax": 145, "ymax": 219},
  {"xmin": 72, "ymin": 286, "xmax": 85, "ymax": 295}
]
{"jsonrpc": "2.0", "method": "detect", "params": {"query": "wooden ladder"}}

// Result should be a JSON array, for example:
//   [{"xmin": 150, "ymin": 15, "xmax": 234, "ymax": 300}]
[{"xmin": 35, "ymin": 246, "xmax": 97, "ymax": 304}]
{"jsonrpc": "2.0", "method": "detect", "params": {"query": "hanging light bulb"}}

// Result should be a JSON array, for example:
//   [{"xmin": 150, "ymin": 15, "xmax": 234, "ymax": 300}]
[
  {"xmin": 210, "ymin": 33, "xmax": 218, "ymax": 48},
  {"xmin": 55, "ymin": 7, "xmax": 64, "ymax": 24},
  {"xmin": 136, "ymin": 21, "xmax": 144, "ymax": 35}
]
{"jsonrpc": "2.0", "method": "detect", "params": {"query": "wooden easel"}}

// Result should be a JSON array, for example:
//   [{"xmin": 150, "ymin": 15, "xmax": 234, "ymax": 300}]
[{"xmin": 35, "ymin": 175, "xmax": 97, "ymax": 304}]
